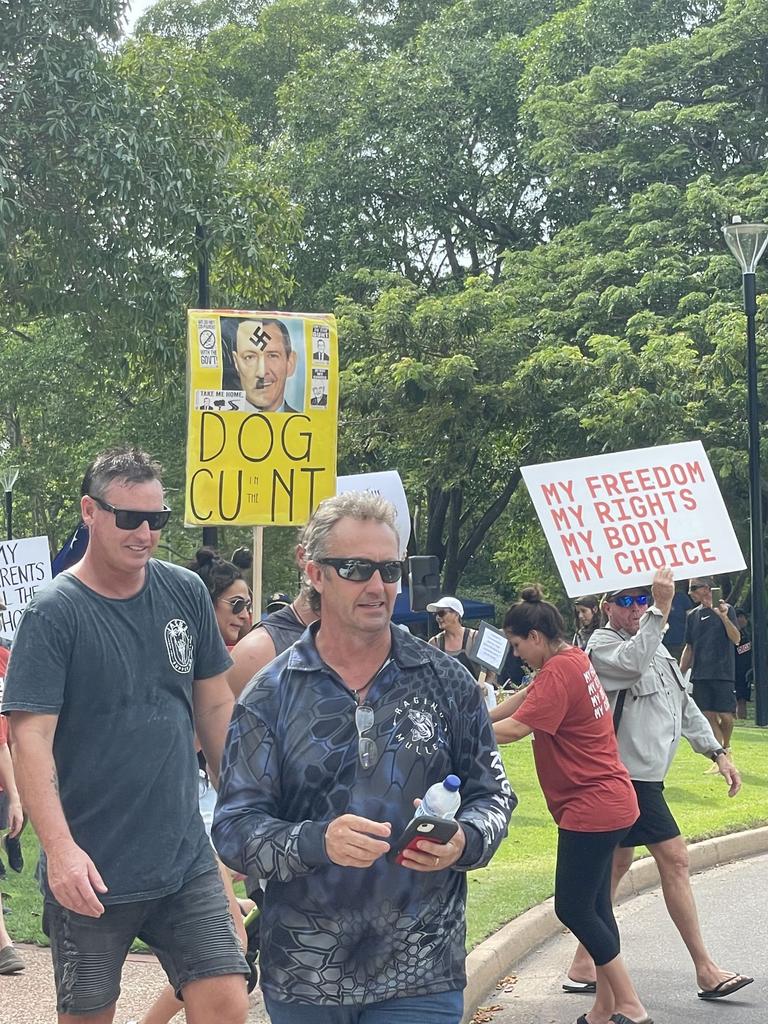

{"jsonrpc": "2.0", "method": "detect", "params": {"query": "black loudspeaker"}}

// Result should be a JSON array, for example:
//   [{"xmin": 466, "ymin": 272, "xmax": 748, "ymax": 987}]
[{"xmin": 408, "ymin": 555, "xmax": 441, "ymax": 611}]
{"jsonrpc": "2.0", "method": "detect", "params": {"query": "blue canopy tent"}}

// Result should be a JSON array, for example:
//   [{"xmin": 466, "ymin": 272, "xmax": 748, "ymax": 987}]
[{"xmin": 391, "ymin": 586, "xmax": 496, "ymax": 626}]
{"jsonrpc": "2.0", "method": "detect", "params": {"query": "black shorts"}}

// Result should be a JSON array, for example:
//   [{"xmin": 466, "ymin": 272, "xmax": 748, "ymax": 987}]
[
  {"xmin": 619, "ymin": 780, "xmax": 681, "ymax": 848},
  {"xmin": 692, "ymin": 679, "xmax": 736, "ymax": 714}
]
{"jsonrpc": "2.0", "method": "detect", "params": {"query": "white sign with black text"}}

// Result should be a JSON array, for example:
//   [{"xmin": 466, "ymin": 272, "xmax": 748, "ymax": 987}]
[
  {"xmin": 469, "ymin": 621, "xmax": 510, "ymax": 674},
  {"xmin": 0, "ymin": 536, "xmax": 52, "ymax": 640}
]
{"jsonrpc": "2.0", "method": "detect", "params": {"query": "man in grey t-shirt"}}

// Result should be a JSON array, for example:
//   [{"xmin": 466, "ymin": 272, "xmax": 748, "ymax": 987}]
[{"xmin": 2, "ymin": 448, "xmax": 250, "ymax": 1023}]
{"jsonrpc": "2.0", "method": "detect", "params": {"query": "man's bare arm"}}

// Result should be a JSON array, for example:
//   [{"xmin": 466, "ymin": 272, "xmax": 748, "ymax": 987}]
[
  {"xmin": 715, "ymin": 604, "xmax": 741, "ymax": 645},
  {"xmin": 9, "ymin": 712, "xmax": 107, "ymax": 916},
  {"xmin": 194, "ymin": 671, "xmax": 235, "ymax": 785},
  {"xmin": 680, "ymin": 643, "xmax": 692, "ymax": 675},
  {"xmin": 227, "ymin": 628, "xmax": 277, "ymax": 698}
]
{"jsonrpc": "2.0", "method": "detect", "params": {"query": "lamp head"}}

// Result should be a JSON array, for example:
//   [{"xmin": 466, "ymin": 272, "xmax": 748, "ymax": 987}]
[
  {"xmin": 0, "ymin": 466, "xmax": 19, "ymax": 494},
  {"xmin": 722, "ymin": 216, "xmax": 768, "ymax": 274}
]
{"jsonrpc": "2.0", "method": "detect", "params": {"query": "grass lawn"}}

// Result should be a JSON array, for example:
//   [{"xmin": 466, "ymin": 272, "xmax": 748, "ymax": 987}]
[
  {"xmin": 465, "ymin": 718, "xmax": 768, "ymax": 948},
  {"xmin": 3, "ymin": 721, "xmax": 766, "ymax": 950}
]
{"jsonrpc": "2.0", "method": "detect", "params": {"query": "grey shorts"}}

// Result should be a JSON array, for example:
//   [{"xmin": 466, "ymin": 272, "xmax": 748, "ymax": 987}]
[{"xmin": 43, "ymin": 867, "xmax": 250, "ymax": 1015}]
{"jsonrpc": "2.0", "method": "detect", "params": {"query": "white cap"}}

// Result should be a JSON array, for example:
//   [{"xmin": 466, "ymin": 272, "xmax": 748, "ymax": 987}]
[{"xmin": 426, "ymin": 596, "xmax": 464, "ymax": 617}]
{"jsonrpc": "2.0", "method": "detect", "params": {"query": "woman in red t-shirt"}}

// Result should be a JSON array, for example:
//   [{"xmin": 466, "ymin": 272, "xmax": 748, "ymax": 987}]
[{"xmin": 494, "ymin": 586, "xmax": 649, "ymax": 1024}]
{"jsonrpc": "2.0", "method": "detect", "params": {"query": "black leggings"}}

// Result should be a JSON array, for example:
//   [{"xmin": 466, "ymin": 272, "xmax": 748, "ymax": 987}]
[{"xmin": 554, "ymin": 826, "xmax": 630, "ymax": 966}]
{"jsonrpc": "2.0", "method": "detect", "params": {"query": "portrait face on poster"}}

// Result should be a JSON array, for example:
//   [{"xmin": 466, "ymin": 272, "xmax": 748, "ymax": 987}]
[
  {"xmin": 185, "ymin": 309, "xmax": 338, "ymax": 526},
  {"xmin": 221, "ymin": 316, "xmax": 305, "ymax": 414}
]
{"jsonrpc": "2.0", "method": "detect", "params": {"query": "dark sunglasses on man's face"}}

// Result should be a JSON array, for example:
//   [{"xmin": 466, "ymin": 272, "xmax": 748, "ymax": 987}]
[
  {"xmin": 611, "ymin": 594, "xmax": 651, "ymax": 608},
  {"xmin": 315, "ymin": 557, "xmax": 404, "ymax": 583},
  {"xmin": 89, "ymin": 494, "xmax": 172, "ymax": 531}
]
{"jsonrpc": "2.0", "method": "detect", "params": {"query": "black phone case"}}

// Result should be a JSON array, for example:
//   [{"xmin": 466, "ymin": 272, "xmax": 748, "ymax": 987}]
[{"xmin": 388, "ymin": 814, "xmax": 459, "ymax": 865}]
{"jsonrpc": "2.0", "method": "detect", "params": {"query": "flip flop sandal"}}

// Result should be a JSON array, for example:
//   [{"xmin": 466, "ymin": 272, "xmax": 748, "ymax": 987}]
[
  {"xmin": 563, "ymin": 977, "xmax": 597, "ymax": 993},
  {"xmin": 697, "ymin": 974, "xmax": 754, "ymax": 999}
]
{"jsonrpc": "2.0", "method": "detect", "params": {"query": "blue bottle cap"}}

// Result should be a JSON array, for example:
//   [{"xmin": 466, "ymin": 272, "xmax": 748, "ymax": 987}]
[{"xmin": 444, "ymin": 774, "xmax": 461, "ymax": 791}]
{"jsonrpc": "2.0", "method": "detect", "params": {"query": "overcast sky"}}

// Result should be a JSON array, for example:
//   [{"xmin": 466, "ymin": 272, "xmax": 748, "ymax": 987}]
[{"xmin": 124, "ymin": 0, "xmax": 155, "ymax": 31}]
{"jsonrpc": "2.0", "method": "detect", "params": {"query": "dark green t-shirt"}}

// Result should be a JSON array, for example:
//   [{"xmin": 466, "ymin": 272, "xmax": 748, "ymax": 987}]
[{"xmin": 2, "ymin": 559, "xmax": 232, "ymax": 903}]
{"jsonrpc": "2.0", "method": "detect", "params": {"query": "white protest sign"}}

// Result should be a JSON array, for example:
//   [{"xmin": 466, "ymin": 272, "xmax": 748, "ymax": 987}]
[
  {"xmin": 336, "ymin": 471, "xmax": 411, "ymax": 557},
  {"xmin": 470, "ymin": 621, "xmax": 510, "ymax": 674},
  {"xmin": 0, "ymin": 536, "xmax": 53, "ymax": 639},
  {"xmin": 522, "ymin": 441, "xmax": 745, "ymax": 597}
]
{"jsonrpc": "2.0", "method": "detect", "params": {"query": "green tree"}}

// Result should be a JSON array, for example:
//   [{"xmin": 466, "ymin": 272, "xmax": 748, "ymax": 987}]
[{"xmin": 1, "ymin": 2, "xmax": 298, "ymax": 373}]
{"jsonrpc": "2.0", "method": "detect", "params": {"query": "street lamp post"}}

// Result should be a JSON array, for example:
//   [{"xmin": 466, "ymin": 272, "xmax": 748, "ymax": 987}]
[
  {"xmin": 0, "ymin": 466, "xmax": 20, "ymax": 541},
  {"xmin": 723, "ymin": 216, "xmax": 768, "ymax": 727}
]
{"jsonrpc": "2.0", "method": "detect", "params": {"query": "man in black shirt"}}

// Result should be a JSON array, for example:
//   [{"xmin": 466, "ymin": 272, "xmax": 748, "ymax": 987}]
[{"xmin": 681, "ymin": 577, "xmax": 740, "ymax": 759}]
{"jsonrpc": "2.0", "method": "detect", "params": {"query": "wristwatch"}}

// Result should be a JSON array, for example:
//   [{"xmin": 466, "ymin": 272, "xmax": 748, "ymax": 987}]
[{"xmin": 709, "ymin": 747, "xmax": 728, "ymax": 761}]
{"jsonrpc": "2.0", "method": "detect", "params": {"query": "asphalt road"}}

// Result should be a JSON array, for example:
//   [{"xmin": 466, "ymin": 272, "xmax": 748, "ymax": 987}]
[{"xmin": 474, "ymin": 853, "xmax": 765, "ymax": 1024}]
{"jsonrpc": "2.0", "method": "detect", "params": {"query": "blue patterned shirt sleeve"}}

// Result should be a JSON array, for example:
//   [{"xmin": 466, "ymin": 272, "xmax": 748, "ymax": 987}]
[{"xmin": 213, "ymin": 676, "xmax": 331, "ymax": 881}]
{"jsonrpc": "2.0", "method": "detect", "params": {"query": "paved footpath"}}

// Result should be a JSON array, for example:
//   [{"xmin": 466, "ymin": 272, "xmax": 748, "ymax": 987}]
[
  {"xmin": 473, "ymin": 852, "xmax": 765, "ymax": 1024},
  {"xmin": 0, "ymin": 946, "xmax": 269, "ymax": 1024},
  {"xmin": 3, "ymin": 854, "xmax": 763, "ymax": 1023}
]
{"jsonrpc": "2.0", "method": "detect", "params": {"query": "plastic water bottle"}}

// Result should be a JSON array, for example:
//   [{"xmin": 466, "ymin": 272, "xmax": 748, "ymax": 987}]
[{"xmin": 414, "ymin": 775, "xmax": 461, "ymax": 819}]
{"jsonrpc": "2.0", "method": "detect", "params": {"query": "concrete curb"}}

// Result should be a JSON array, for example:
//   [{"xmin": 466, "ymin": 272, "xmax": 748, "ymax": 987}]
[{"xmin": 462, "ymin": 825, "xmax": 768, "ymax": 1023}]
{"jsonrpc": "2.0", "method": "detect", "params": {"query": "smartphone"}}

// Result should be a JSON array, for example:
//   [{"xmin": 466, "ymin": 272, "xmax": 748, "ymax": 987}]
[
  {"xmin": 710, "ymin": 586, "xmax": 722, "ymax": 606},
  {"xmin": 388, "ymin": 815, "xmax": 459, "ymax": 866}
]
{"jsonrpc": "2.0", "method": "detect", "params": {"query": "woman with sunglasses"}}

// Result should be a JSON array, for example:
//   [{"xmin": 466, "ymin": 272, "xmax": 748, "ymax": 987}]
[
  {"xmin": 135, "ymin": 549, "xmax": 253, "ymax": 1024},
  {"xmin": 191, "ymin": 547, "xmax": 253, "ymax": 648},
  {"xmin": 427, "ymin": 596, "xmax": 497, "ymax": 708},
  {"xmin": 493, "ymin": 586, "xmax": 649, "ymax": 1024},
  {"xmin": 573, "ymin": 595, "xmax": 601, "ymax": 650}
]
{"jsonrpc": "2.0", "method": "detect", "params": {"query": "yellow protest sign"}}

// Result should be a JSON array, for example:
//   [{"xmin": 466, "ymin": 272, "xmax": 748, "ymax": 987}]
[{"xmin": 185, "ymin": 309, "xmax": 338, "ymax": 526}]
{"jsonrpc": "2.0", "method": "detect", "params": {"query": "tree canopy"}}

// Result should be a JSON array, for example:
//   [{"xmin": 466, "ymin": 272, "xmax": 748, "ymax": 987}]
[
  {"xmin": 1, "ymin": 0, "xmax": 298, "ymax": 373},
  {"xmin": 3, "ymin": 0, "xmax": 768, "ymax": 605}
]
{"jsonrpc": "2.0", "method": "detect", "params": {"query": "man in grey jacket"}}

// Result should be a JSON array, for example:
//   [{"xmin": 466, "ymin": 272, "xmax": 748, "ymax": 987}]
[{"xmin": 564, "ymin": 568, "xmax": 752, "ymax": 1002}]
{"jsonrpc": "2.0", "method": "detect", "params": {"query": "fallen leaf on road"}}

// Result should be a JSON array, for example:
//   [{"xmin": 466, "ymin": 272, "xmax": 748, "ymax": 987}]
[
  {"xmin": 495, "ymin": 973, "xmax": 517, "ymax": 992},
  {"xmin": 470, "ymin": 1004, "xmax": 503, "ymax": 1022}
]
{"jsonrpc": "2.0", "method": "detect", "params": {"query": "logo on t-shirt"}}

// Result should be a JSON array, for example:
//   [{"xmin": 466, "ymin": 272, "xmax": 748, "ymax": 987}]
[
  {"xmin": 164, "ymin": 619, "xmax": 194, "ymax": 674},
  {"xmin": 393, "ymin": 696, "xmax": 446, "ymax": 756}
]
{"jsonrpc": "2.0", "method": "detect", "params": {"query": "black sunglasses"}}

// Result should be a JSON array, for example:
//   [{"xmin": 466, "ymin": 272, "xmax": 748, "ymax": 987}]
[
  {"xmin": 611, "ymin": 594, "xmax": 651, "ymax": 608},
  {"xmin": 220, "ymin": 596, "xmax": 253, "ymax": 615},
  {"xmin": 89, "ymin": 494, "xmax": 171, "ymax": 531},
  {"xmin": 315, "ymin": 558, "xmax": 404, "ymax": 583}
]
